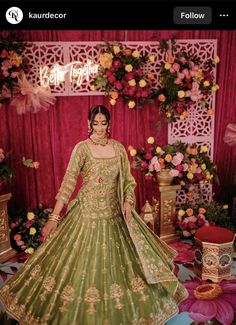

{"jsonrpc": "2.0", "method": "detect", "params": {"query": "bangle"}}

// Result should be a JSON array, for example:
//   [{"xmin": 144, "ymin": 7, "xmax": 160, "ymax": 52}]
[{"xmin": 48, "ymin": 213, "xmax": 61, "ymax": 224}]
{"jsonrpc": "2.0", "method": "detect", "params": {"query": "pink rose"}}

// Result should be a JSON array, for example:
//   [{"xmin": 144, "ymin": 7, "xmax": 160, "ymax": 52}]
[
  {"xmin": 173, "ymin": 63, "xmax": 180, "ymax": 72},
  {"xmin": 114, "ymin": 81, "xmax": 122, "ymax": 90},
  {"xmin": 145, "ymin": 153, "xmax": 153, "ymax": 160},
  {"xmin": 175, "ymin": 164, "xmax": 184, "ymax": 172},
  {"xmin": 180, "ymin": 56, "xmax": 187, "ymax": 64},
  {"xmin": 169, "ymin": 169, "xmax": 179, "ymax": 177},
  {"xmin": 0, "ymin": 49, "xmax": 8, "ymax": 58},
  {"xmin": 113, "ymin": 60, "xmax": 121, "ymax": 68},
  {"xmin": 141, "ymin": 161, "xmax": 148, "ymax": 169}
]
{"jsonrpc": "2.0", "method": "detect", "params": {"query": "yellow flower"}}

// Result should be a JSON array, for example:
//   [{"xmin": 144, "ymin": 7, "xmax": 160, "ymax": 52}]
[
  {"xmin": 99, "ymin": 53, "xmax": 113, "ymax": 69},
  {"xmin": 25, "ymin": 247, "xmax": 34, "ymax": 254},
  {"xmin": 199, "ymin": 208, "xmax": 206, "ymax": 214},
  {"xmin": 166, "ymin": 112, "xmax": 172, "ymax": 118},
  {"xmin": 139, "ymin": 79, "xmax": 147, "ymax": 88},
  {"xmin": 132, "ymin": 50, "xmax": 140, "ymax": 58},
  {"xmin": 9, "ymin": 51, "xmax": 22, "ymax": 67},
  {"xmin": 178, "ymin": 90, "xmax": 185, "ymax": 98},
  {"xmin": 206, "ymin": 172, "xmax": 211, "ymax": 180},
  {"xmin": 164, "ymin": 63, "xmax": 172, "ymax": 70},
  {"xmin": 125, "ymin": 64, "xmax": 133, "ymax": 72},
  {"xmin": 223, "ymin": 204, "xmax": 228, "ymax": 209},
  {"xmin": 147, "ymin": 137, "xmax": 155, "ymax": 144},
  {"xmin": 113, "ymin": 46, "xmax": 121, "ymax": 54},
  {"xmin": 212, "ymin": 84, "xmax": 220, "ymax": 91},
  {"xmin": 213, "ymin": 56, "xmax": 220, "ymax": 63},
  {"xmin": 27, "ymin": 212, "xmax": 35, "ymax": 220},
  {"xmin": 109, "ymin": 98, "xmax": 116, "ymax": 106},
  {"xmin": 130, "ymin": 148, "xmax": 137, "ymax": 156},
  {"xmin": 200, "ymin": 145, "xmax": 208, "ymax": 153},
  {"xmin": 29, "ymin": 227, "xmax": 37, "ymax": 235},
  {"xmin": 128, "ymin": 79, "xmax": 136, "ymax": 86},
  {"xmin": 201, "ymin": 163, "xmax": 206, "ymax": 171},
  {"xmin": 203, "ymin": 80, "xmax": 210, "ymax": 87},
  {"xmin": 178, "ymin": 209, "xmax": 185, "ymax": 217},
  {"xmin": 156, "ymin": 146, "xmax": 162, "ymax": 154},
  {"xmin": 187, "ymin": 172, "xmax": 194, "ymax": 179},
  {"xmin": 179, "ymin": 115, "xmax": 185, "ymax": 121},
  {"xmin": 90, "ymin": 84, "xmax": 95, "ymax": 91},
  {"xmin": 128, "ymin": 101, "xmax": 135, "ymax": 109},
  {"xmin": 158, "ymin": 94, "xmax": 166, "ymax": 102},
  {"xmin": 148, "ymin": 55, "xmax": 155, "ymax": 62}
]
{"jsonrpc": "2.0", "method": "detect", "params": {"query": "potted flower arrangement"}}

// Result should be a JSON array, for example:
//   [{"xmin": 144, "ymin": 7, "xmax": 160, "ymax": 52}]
[
  {"xmin": 9, "ymin": 204, "xmax": 52, "ymax": 256},
  {"xmin": 0, "ymin": 148, "xmax": 15, "ymax": 193},
  {"xmin": 0, "ymin": 30, "xmax": 29, "ymax": 106},
  {"xmin": 91, "ymin": 41, "xmax": 156, "ymax": 109},
  {"xmin": 154, "ymin": 45, "xmax": 220, "ymax": 122},
  {"xmin": 128, "ymin": 137, "xmax": 218, "ymax": 190},
  {"xmin": 174, "ymin": 200, "xmax": 230, "ymax": 238}
]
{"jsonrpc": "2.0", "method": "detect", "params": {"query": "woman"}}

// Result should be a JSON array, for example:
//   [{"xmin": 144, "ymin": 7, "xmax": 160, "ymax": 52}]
[{"xmin": 0, "ymin": 105, "xmax": 187, "ymax": 325}]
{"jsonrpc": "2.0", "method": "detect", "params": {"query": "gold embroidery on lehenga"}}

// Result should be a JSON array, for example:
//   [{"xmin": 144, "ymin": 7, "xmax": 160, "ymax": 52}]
[
  {"xmin": 59, "ymin": 285, "xmax": 75, "ymax": 312},
  {"xmin": 131, "ymin": 277, "xmax": 149, "ymax": 301},
  {"xmin": 84, "ymin": 286, "xmax": 101, "ymax": 315},
  {"xmin": 39, "ymin": 276, "xmax": 56, "ymax": 301},
  {"xmin": 110, "ymin": 283, "xmax": 124, "ymax": 309}
]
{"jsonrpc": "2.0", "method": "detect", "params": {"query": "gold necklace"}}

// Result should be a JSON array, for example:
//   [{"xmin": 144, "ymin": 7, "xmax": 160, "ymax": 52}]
[{"xmin": 89, "ymin": 134, "xmax": 109, "ymax": 146}]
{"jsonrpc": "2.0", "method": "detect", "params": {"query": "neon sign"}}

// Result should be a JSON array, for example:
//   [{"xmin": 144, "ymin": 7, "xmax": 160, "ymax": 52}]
[{"xmin": 39, "ymin": 60, "xmax": 99, "ymax": 87}]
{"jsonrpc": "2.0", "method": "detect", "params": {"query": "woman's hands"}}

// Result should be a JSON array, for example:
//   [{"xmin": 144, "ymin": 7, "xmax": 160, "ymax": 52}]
[
  {"xmin": 122, "ymin": 201, "xmax": 132, "ymax": 224},
  {"xmin": 41, "ymin": 220, "xmax": 57, "ymax": 241}
]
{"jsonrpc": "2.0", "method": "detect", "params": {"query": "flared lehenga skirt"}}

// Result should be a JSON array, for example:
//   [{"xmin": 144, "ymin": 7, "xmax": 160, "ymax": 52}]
[{"xmin": 0, "ymin": 200, "xmax": 187, "ymax": 325}]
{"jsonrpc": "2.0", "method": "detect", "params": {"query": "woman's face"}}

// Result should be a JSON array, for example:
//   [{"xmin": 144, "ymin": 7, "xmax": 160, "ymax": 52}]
[{"xmin": 91, "ymin": 113, "xmax": 108, "ymax": 138}]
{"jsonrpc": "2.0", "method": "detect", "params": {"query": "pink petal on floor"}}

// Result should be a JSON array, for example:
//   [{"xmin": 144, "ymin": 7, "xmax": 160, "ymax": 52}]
[
  {"xmin": 215, "ymin": 299, "xmax": 234, "ymax": 325},
  {"xmin": 221, "ymin": 282, "xmax": 236, "ymax": 293},
  {"xmin": 188, "ymin": 300, "xmax": 217, "ymax": 322},
  {"xmin": 179, "ymin": 296, "xmax": 196, "ymax": 313},
  {"xmin": 223, "ymin": 293, "xmax": 236, "ymax": 310}
]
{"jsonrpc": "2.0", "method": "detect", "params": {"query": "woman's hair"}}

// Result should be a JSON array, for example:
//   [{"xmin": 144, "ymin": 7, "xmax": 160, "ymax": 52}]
[{"xmin": 88, "ymin": 105, "xmax": 110, "ymax": 127}]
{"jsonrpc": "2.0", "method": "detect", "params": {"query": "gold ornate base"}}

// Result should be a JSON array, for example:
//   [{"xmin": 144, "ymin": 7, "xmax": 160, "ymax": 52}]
[{"xmin": 0, "ymin": 247, "xmax": 17, "ymax": 263}]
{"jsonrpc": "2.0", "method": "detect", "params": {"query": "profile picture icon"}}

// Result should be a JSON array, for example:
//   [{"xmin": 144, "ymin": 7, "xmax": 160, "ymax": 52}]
[{"xmin": 6, "ymin": 7, "xmax": 23, "ymax": 24}]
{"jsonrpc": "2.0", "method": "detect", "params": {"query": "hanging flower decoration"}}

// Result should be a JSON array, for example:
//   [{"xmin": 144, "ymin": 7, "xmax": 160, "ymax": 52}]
[
  {"xmin": 154, "ymin": 40, "xmax": 220, "ymax": 122},
  {"xmin": 0, "ymin": 31, "xmax": 29, "ymax": 106},
  {"xmin": 0, "ymin": 30, "xmax": 56, "ymax": 114},
  {"xmin": 91, "ymin": 41, "xmax": 156, "ymax": 109},
  {"xmin": 128, "ymin": 137, "xmax": 218, "ymax": 191}
]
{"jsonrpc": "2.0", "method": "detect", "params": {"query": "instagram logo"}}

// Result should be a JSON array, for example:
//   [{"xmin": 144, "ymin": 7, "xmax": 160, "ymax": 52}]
[{"xmin": 6, "ymin": 7, "xmax": 23, "ymax": 24}]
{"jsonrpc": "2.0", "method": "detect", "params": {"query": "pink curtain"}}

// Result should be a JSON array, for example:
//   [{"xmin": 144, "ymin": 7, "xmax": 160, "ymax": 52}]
[{"xmin": 0, "ymin": 30, "xmax": 235, "ymax": 213}]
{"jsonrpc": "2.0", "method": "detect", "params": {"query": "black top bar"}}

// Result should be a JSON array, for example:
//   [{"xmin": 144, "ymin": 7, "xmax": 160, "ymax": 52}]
[{"xmin": 0, "ymin": 1, "xmax": 235, "ymax": 30}]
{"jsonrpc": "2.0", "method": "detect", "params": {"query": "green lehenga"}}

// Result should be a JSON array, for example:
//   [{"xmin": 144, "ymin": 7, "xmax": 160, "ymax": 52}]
[{"xmin": 0, "ymin": 140, "xmax": 188, "ymax": 325}]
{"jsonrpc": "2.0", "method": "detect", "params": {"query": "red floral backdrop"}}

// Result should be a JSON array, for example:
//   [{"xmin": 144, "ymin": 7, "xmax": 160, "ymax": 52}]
[{"xmin": 0, "ymin": 30, "xmax": 235, "ymax": 213}]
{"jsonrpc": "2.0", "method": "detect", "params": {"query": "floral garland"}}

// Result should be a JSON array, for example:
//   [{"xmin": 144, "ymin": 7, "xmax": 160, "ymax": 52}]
[
  {"xmin": 0, "ymin": 30, "xmax": 28, "ymax": 106},
  {"xmin": 9, "ymin": 205, "xmax": 52, "ymax": 255},
  {"xmin": 154, "ymin": 39, "xmax": 220, "ymax": 122},
  {"xmin": 128, "ymin": 137, "xmax": 218, "ymax": 191},
  {"xmin": 174, "ymin": 200, "xmax": 229, "ymax": 238},
  {"xmin": 91, "ymin": 41, "xmax": 156, "ymax": 109}
]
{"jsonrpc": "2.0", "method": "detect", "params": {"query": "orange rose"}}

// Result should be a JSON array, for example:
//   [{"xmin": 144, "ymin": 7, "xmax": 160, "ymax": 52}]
[
  {"xmin": 158, "ymin": 158, "xmax": 165, "ymax": 168},
  {"xmin": 190, "ymin": 148, "xmax": 198, "ymax": 155},
  {"xmin": 164, "ymin": 154, "xmax": 172, "ymax": 162},
  {"xmin": 186, "ymin": 208, "xmax": 194, "ymax": 216},
  {"xmin": 124, "ymin": 49, "xmax": 132, "ymax": 56},
  {"xmin": 14, "ymin": 234, "xmax": 22, "ymax": 241},
  {"xmin": 198, "ymin": 208, "xmax": 206, "ymax": 214}
]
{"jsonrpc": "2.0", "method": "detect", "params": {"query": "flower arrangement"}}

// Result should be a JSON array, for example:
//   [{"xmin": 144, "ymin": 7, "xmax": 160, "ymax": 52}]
[
  {"xmin": 0, "ymin": 30, "xmax": 28, "ymax": 106},
  {"xmin": 9, "ymin": 204, "xmax": 52, "ymax": 255},
  {"xmin": 128, "ymin": 137, "xmax": 218, "ymax": 189},
  {"xmin": 174, "ymin": 200, "xmax": 230, "ymax": 238},
  {"xmin": 0, "ymin": 148, "xmax": 15, "ymax": 184},
  {"xmin": 91, "ymin": 41, "xmax": 156, "ymax": 109},
  {"xmin": 154, "ymin": 42, "xmax": 220, "ymax": 122}
]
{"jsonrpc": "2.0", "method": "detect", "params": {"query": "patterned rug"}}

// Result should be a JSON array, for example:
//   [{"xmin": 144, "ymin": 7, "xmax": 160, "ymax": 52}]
[{"xmin": 0, "ymin": 240, "xmax": 235, "ymax": 325}]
